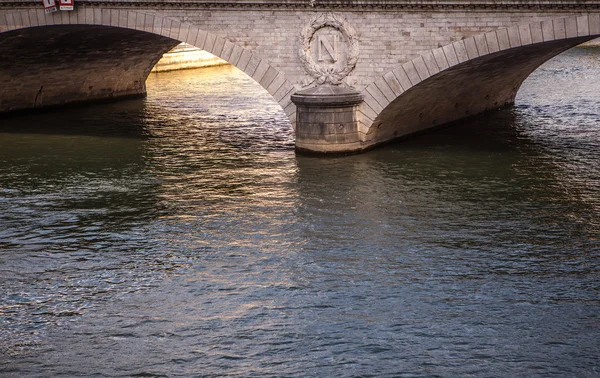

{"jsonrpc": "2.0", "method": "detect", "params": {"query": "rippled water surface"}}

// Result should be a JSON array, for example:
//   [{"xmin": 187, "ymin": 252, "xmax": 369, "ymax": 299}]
[{"xmin": 1, "ymin": 49, "xmax": 599, "ymax": 377}]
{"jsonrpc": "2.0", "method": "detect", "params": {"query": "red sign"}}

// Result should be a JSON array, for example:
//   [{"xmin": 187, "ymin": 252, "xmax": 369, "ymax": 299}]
[
  {"xmin": 58, "ymin": 0, "xmax": 74, "ymax": 11},
  {"xmin": 42, "ymin": 0, "xmax": 57, "ymax": 13}
]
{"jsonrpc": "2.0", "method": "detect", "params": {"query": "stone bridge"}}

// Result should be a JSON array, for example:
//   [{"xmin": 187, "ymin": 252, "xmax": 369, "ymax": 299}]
[{"xmin": 1, "ymin": 0, "xmax": 599, "ymax": 153}]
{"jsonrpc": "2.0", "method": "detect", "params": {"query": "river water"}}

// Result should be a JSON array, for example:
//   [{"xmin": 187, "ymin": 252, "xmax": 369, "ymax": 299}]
[{"xmin": 1, "ymin": 47, "xmax": 599, "ymax": 377}]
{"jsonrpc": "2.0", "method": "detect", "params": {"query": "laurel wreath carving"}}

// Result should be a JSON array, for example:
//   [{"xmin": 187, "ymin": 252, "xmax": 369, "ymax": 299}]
[{"xmin": 299, "ymin": 13, "xmax": 359, "ymax": 86}]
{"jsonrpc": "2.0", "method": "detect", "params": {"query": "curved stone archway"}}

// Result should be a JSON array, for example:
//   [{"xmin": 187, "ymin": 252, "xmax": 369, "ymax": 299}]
[
  {"xmin": 360, "ymin": 14, "xmax": 600, "ymax": 148},
  {"xmin": 0, "ymin": 9, "xmax": 297, "ymax": 123}
]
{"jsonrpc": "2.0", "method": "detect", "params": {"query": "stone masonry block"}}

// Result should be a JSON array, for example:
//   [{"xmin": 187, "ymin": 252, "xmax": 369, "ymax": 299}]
[
  {"xmin": 402, "ymin": 61, "xmax": 422, "ymax": 85},
  {"xmin": 60, "ymin": 9, "xmax": 69, "ymax": 25},
  {"xmin": 553, "ymin": 18, "xmax": 566, "ymax": 39},
  {"xmin": 244, "ymin": 55, "xmax": 262, "ymax": 77},
  {"xmin": 152, "ymin": 13, "xmax": 162, "ymax": 34},
  {"xmin": 37, "ymin": 9, "xmax": 48, "ymax": 27},
  {"xmin": 496, "ymin": 28, "xmax": 510, "ymax": 50},
  {"xmin": 162, "ymin": 19, "xmax": 172, "ymax": 39},
  {"xmin": 278, "ymin": 86, "xmax": 297, "ymax": 109},
  {"xmin": 383, "ymin": 71, "xmax": 403, "ymax": 96},
  {"xmin": 392, "ymin": 66, "xmax": 413, "ymax": 91},
  {"xmin": 485, "ymin": 31, "xmax": 500, "ymax": 53},
  {"xmin": 590, "ymin": 14, "xmax": 600, "ymax": 35},
  {"xmin": 452, "ymin": 40, "xmax": 469, "ymax": 63},
  {"xmin": 69, "ymin": 8, "xmax": 78, "ymax": 24},
  {"xmin": 2, "ymin": 13, "xmax": 12, "ymax": 30},
  {"xmin": 211, "ymin": 36, "xmax": 226, "ymax": 57},
  {"xmin": 237, "ymin": 49, "xmax": 253, "ymax": 71},
  {"xmin": 28, "ymin": 10, "xmax": 39, "ymax": 27},
  {"xmin": 542, "ymin": 20, "xmax": 554, "ymax": 41},
  {"xmin": 375, "ymin": 77, "xmax": 396, "ymax": 102},
  {"xmin": 358, "ymin": 103, "xmax": 378, "ymax": 122},
  {"xmin": 85, "ymin": 8, "xmax": 94, "ymax": 25},
  {"xmin": 259, "ymin": 66, "xmax": 278, "ymax": 88},
  {"xmin": 283, "ymin": 102, "xmax": 296, "ymax": 118},
  {"xmin": 9, "ymin": 12, "xmax": 20, "ymax": 29},
  {"xmin": 252, "ymin": 60, "xmax": 270, "ymax": 83},
  {"xmin": 363, "ymin": 90, "xmax": 384, "ymax": 113},
  {"xmin": 228, "ymin": 44, "xmax": 244, "ymax": 66},
  {"xmin": 442, "ymin": 44, "xmax": 459, "ymax": 66},
  {"xmin": 118, "ymin": 10, "xmax": 128, "ymax": 29},
  {"xmin": 110, "ymin": 9, "xmax": 119, "ymax": 27},
  {"xmin": 77, "ymin": 7, "xmax": 85, "ymax": 24},
  {"xmin": 273, "ymin": 81, "xmax": 294, "ymax": 102},
  {"xmin": 184, "ymin": 27, "xmax": 198, "ymax": 47},
  {"xmin": 266, "ymin": 72, "xmax": 286, "ymax": 94},
  {"xmin": 530, "ymin": 22, "xmax": 544, "ymax": 43},
  {"xmin": 474, "ymin": 34, "xmax": 489, "ymax": 55},
  {"xmin": 178, "ymin": 23, "xmax": 191, "ymax": 43},
  {"xmin": 367, "ymin": 82, "xmax": 390, "ymax": 108},
  {"xmin": 421, "ymin": 51, "xmax": 440, "ymax": 76},
  {"xmin": 194, "ymin": 30, "xmax": 208, "ymax": 50},
  {"xmin": 204, "ymin": 33, "xmax": 217, "ymax": 53},
  {"xmin": 220, "ymin": 40, "xmax": 235, "ymax": 61},
  {"xmin": 463, "ymin": 36, "xmax": 479, "ymax": 59},
  {"xmin": 127, "ymin": 11, "xmax": 137, "ymax": 30},
  {"xmin": 93, "ymin": 8, "xmax": 102, "ymax": 26},
  {"xmin": 565, "ymin": 17, "xmax": 578, "ymax": 38},
  {"xmin": 432, "ymin": 47, "xmax": 450, "ymax": 70},
  {"xmin": 15, "ymin": 12, "xmax": 26, "ymax": 29},
  {"xmin": 412, "ymin": 56, "xmax": 430, "ymax": 80},
  {"xmin": 507, "ymin": 25, "xmax": 522, "ymax": 47},
  {"xmin": 577, "ymin": 15, "xmax": 590, "ymax": 37},
  {"xmin": 143, "ymin": 13, "xmax": 154, "ymax": 33}
]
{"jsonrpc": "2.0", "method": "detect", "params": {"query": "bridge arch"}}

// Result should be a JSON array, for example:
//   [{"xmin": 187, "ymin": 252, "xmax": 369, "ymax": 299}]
[
  {"xmin": 0, "ymin": 9, "xmax": 297, "ymax": 123},
  {"xmin": 360, "ymin": 14, "xmax": 600, "ymax": 146}
]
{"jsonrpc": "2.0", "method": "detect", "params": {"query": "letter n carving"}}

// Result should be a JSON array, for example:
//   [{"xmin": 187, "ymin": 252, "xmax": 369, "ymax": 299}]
[{"xmin": 317, "ymin": 34, "xmax": 338, "ymax": 62}]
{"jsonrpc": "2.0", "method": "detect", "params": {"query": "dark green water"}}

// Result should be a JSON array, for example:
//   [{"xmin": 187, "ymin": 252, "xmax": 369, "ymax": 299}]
[{"xmin": 1, "ymin": 48, "xmax": 599, "ymax": 377}]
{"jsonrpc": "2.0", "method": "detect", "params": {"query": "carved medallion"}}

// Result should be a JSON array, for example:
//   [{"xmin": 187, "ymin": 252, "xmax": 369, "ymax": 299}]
[{"xmin": 299, "ymin": 13, "xmax": 359, "ymax": 86}]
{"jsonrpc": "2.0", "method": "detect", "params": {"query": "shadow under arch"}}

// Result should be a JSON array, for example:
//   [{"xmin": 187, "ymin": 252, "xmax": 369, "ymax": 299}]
[
  {"xmin": 0, "ymin": 9, "xmax": 297, "ymax": 124},
  {"xmin": 360, "ymin": 14, "xmax": 600, "ymax": 147}
]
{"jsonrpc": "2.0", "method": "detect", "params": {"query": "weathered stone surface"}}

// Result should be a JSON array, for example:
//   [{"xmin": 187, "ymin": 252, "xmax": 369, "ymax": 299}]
[{"xmin": 292, "ymin": 85, "xmax": 364, "ymax": 153}]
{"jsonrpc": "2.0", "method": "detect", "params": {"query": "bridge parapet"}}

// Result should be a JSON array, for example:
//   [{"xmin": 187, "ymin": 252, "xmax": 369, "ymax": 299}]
[{"xmin": 3, "ymin": 1, "xmax": 600, "ymax": 9}]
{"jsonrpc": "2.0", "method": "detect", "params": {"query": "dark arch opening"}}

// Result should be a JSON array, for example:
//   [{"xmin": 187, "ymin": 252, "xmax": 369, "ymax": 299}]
[{"xmin": 0, "ymin": 25, "xmax": 179, "ymax": 115}]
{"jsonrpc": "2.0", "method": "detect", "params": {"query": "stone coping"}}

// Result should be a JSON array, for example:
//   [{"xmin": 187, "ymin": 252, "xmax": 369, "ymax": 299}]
[
  {"xmin": 4, "ymin": 0, "xmax": 600, "ymax": 10},
  {"xmin": 292, "ymin": 85, "xmax": 363, "ymax": 107}
]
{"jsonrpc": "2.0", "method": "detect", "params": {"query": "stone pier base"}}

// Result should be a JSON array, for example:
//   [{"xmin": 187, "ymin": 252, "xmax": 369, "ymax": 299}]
[{"xmin": 291, "ymin": 85, "xmax": 364, "ymax": 154}]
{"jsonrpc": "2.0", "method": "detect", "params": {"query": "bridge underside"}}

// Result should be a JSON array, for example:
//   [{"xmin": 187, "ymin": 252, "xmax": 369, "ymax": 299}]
[
  {"xmin": 365, "ymin": 36, "xmax": 597, "ymax": 149},
  {"xmin": 0, "ymin": 25, "xmax": 178, "ymax": 114}
]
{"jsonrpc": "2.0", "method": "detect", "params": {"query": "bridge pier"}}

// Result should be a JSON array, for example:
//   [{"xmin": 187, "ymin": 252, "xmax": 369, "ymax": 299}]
[{"xmin": 291, "ymin": 85, "xmax": 364, "ymax": 154}]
